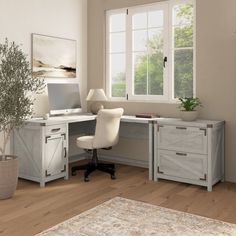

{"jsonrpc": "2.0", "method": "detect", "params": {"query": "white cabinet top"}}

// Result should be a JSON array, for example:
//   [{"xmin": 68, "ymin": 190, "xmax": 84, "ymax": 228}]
[
  {"xmin": 121, "ymin": 115, "xmax": 158, "ymax": 124},
  {"xmin": 155, "ymin": 118, "xmax": 224, "ymax": 128}
]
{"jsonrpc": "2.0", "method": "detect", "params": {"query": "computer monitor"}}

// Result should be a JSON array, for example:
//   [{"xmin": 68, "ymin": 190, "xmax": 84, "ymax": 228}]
[{"xmin": 47, "ymin": 83, "xmax": 82, "ymax": 115}]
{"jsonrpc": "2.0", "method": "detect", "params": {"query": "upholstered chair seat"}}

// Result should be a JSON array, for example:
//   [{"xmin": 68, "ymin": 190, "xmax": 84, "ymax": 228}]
[{"xmin": 76, "ymin": 136, "xmax": 94, "ymax": 150}]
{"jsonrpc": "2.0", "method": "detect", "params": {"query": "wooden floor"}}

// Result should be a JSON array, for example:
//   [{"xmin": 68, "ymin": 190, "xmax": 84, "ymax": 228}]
[{"xmin": 1, "ymin": 165, "xmax": 236, "ymax": 236}]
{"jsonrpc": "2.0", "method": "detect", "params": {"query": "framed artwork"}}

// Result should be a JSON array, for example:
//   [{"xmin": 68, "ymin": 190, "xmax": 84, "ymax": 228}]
[{"xmin": 32, "ymin": 34, "xmax": 77, "ymax": 78}]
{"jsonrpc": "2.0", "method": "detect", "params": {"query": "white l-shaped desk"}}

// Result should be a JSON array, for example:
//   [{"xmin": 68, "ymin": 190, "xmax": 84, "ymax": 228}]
[
  {"xmin": 12, "ymin": 113, "xmax": 156, "ymax": 187},
  {"xmin": 12, "ymin": 114, "xmax": 225, "ymax": 191}
]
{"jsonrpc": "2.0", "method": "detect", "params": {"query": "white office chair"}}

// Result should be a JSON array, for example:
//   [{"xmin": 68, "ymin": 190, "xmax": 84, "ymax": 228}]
[{"xmin": 72, "ymin": 108, "xmax": 124, "ymax": 182}]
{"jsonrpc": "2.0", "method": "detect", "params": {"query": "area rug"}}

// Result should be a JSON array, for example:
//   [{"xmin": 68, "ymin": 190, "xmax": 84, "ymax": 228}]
[{"xmin": 37, "ymin": 197, "xmax": 236, "ymax": 236}]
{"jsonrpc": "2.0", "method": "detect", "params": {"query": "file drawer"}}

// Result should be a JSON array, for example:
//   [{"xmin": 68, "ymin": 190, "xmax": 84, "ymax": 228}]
[
  {"xmin": 45, "ymin": 124, "xmax": 67, "ymax": 136},
  {"xmin": 157, "ymin": 149, "xmax": 207, "ymax": 181},
  {"xmin": 157, "ymin": 125, "xmax": 207, "ymax": 154}
]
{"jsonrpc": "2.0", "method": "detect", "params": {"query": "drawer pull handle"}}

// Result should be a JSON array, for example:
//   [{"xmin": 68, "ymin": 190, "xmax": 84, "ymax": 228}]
[
  {"xmin": 45, "ymin": 170, "xmax": 51, "ymax": 177},
  {"xmin": 176, "ymin": 127, "xmax": 187, "ymax": 130},
  {"xmin": 176, "ymin": 152, "xmax": 187, "ymax": 156},
  {"xmin": 51, "ymin": 128, "xmax": 61, "ymax": 132},
  {"xmin": 157, "ymin": 166, "xmax": 164, "ymax": 174}
]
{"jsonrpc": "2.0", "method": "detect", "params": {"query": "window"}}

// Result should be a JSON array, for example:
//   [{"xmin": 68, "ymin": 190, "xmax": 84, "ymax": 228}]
[{"xmin": 106, "ymin": 0, "xmax": 195, "ymax": 102}]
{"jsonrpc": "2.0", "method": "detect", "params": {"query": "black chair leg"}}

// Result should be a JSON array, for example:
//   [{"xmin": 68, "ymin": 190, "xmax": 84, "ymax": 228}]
[
  {"xmin": 71, "ymin": 164, "xmax": 88, "ymax": 176},
  {"xmin": 84, "ymin": 164, "xmax": 97, "ymax": 182},
  {"xmin": 97, "ymin": 164, "xmax": 116, "ymax": 179},
  {"xmin": 71, "ymin": 149, "xmax": 116, "ymax": 181},
  {"xmin": 99, "ymin": 163, "xmax": 115, "ymax": 170}
]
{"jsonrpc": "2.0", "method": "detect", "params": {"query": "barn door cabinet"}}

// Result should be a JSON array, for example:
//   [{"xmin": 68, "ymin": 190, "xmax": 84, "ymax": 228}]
[
  {"xmin": 12, "ymin": 122, "xmax": 68, "ymax": 187},
  {"xmin": 154, "ymin": 119, "xmax": 224, "ymax": 191}
]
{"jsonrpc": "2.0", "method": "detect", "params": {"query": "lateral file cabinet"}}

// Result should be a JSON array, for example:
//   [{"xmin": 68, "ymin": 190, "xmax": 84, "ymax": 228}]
[
  {"xmin": 12, "ymin": 122, "xmax": 68, "ymax": 187},
  {"xmin": 154, "ymin": 119, "xmax": 224, "ymax": 191}
]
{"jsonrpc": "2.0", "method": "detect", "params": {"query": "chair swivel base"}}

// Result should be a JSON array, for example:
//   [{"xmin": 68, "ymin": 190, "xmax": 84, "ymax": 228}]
[{"xmin": 71, "ymin": 163, "xmax": 116, "ymax": 182}]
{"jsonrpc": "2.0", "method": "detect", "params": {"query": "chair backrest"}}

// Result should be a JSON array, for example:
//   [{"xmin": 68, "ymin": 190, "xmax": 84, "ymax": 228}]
[{"xmin": 93, "ymin": 108, "xmax": 124, "ymax": 149}]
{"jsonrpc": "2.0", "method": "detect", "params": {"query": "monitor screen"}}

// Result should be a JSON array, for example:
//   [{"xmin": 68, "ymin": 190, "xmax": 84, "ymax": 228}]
[{"xmin": 47, "ymin": 83, "xmax": 82, "ymax": 115}]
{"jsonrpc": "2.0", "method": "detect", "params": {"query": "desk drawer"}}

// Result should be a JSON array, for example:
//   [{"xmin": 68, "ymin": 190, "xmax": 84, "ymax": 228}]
[
  {"xmin": 157, "ymin": 125, "xmax": 207, "ymax": 154},
  {"xmin": 45, "ymin": 124, "xmax": 67, "ymax": 136},
  {"xmin": 157, "ymin": 149, "xmax": 207, "ymax": 181}
]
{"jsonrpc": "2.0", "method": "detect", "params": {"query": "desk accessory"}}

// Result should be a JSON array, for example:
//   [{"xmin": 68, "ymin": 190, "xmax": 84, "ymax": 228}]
[
  {"xmin": 178, "ymin": 97, "xmax": 202, "ymax": 121},
  {"xmin": 43, "ymin": 113, "xmax": 50, "ymax": 120},
  {"xmin": 86, "ymin": 89, "xmax": 107, "ymax": 114},
  {"xmin": 135, "ymin": 113, "xmax": 158, "ymax": 118}
]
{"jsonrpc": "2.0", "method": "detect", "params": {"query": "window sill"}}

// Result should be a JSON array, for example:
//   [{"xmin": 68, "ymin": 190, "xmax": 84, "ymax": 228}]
[{"xmin": 105, "ymin": 98, "xmax": 179, "ymax": 104}]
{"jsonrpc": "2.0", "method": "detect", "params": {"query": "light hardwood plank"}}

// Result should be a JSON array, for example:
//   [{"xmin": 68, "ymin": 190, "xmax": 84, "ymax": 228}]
[{"xmin": 0, "ymin": 165, "xmax": 236, "ymax": 236}]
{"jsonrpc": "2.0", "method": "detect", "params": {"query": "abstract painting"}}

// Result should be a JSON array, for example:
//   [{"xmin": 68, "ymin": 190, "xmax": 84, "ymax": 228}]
[{"xmin": 32, "ymin": 34, "xmax": 76, "ymax": 78}]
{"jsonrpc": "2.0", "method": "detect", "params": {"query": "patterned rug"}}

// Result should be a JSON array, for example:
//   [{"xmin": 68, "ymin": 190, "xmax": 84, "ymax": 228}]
[{"xmin": 37, "ymin": 197, "xmax": 236, "ymax": 236}]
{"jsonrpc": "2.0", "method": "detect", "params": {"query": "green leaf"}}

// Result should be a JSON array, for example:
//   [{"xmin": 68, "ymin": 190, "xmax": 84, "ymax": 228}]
[{"xmin": 0, "ymin": 38, "xmax": 45, "ymax": 156}]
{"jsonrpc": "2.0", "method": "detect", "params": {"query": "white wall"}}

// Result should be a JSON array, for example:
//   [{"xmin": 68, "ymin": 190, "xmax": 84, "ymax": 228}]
[
  {"xmin": 88, "ymin": 0, "xmax": 236, "ymax": 182},
  {"xmin": 0, "ymin": 0, "xmax": 87, "ymax": 153}
]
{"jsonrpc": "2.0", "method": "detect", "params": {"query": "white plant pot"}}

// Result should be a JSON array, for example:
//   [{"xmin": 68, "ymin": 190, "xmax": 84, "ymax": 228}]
[
  {"xmin": 180, "ymin": 110, "xmax": 198, "ymax": 121},
  {"xmin": 0, "ymin": 155, "xmax": 18, "ymax": 200}
]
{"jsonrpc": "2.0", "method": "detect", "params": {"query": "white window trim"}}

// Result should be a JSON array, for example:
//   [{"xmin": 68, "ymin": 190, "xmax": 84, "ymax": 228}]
[
  {"xmin": 127, "ymin": 3, "xmax": 169, "ymax": 102},
  {"xmin": 105, "ymin": 0, "xmax": 196, "ymax": 103},
  {"xmin": 169, "ymin": 0, "xmax": 196, "ymax": 102},
  {"xmin": 105, "ymin": 9, "xmax": 127, "ymax": 101}
]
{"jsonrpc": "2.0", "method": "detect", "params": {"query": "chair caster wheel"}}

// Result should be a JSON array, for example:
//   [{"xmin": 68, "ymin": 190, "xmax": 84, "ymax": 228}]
[
  {"xmin": 72, "ymin": 172, "xmax": 77, "ymax": 176},
  {"xmin": 111, "ymin": 175, "xmax": 116, "ymax": 180},
  {"xmin": 84, "ymin": 177, "xmax": 90, "ymax": 182}
]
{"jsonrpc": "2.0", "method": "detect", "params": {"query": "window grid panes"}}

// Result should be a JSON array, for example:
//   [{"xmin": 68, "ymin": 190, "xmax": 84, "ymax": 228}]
[
  {"xmin": 172, "ymin": 3, "xmax": 194, "ymax": 98},
  {"xmin": 106, "ymin": 0, "xmax": 195, "ymax": 101},
  {"xmin": 108, "ymin": 13, "xmax": 126, "ymax": 98},
  {"xmin": 132, "ymin": 10, "xmax": 164, "ymax": 96}
]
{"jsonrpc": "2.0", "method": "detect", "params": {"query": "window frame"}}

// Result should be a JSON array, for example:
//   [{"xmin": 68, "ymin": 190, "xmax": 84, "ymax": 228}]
[{"xmin": 105, "ymin": 0, "xmax": 196, "ymax": 103}]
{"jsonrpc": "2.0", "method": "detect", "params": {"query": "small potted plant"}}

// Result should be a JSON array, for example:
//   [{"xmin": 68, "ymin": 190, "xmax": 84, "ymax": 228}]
[
  {"xmin": 0, "ymin": 39, "xmax": 44, "ymax": 199},
  {"xmin": 178, "ymin": 97, "xmax": 202, "ymax": 121}
]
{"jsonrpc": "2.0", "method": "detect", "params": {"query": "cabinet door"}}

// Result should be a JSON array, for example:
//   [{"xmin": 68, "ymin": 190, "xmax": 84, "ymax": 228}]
[
  {"xmin": 158, "ymin": 125, "xmax": 207, "ymax": 154},
  {"xmin": 45, "ymin": 134, "xmax": 66, "ymax": 176},
  {"xmin": 157, "ymin": 150, "xmax": 207, "ymax": 181}
]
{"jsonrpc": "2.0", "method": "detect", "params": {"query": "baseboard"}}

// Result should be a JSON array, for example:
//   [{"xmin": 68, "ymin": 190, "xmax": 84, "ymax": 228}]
[
  {"xmin": 69, "ymin": 153, "xmax": 148, "ymax": 169},
  {"xmin": 69, "ymin": 153, "xmax": 87, "ymax": 163},
  {"xmin": 100, "ymin": 155, "xmax": 148, "ymax": 168}
]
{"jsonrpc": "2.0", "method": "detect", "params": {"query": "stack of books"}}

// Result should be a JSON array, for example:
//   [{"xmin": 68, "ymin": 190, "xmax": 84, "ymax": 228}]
[{"xmin": 135, "ymin": 113, "xmax": 158, "ymax": 118}]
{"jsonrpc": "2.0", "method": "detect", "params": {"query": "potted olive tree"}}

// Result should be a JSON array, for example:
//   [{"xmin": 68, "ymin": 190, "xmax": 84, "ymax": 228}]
[
  {"xmin": 178, "ymin": 97, "xmax": 202, "ymax": 121},
  {"xmin": 0, "ymin": 39, "xmax": 44, "ymax": 199}
]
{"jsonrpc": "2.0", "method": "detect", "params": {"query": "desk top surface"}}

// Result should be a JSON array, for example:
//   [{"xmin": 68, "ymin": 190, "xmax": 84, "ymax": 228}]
[
  {"xmin": 27, "ymin": 113, "xmax": 157, "ymax": 126},
  {"xmin": 27, "ymin": 113, "xmax": 224, "ymax": 127}
]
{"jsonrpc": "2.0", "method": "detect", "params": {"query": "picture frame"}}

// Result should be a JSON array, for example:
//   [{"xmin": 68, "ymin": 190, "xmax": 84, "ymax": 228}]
[{"xmin": 32, "ymin": 34, "xmax": 77, "ymax": 78}]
